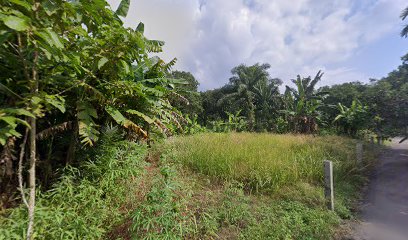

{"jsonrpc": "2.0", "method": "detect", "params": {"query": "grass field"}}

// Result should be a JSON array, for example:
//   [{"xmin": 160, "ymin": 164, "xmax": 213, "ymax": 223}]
[{"xmin": 166, "ymin": 133, "xmax": 363, "ymax": 192}]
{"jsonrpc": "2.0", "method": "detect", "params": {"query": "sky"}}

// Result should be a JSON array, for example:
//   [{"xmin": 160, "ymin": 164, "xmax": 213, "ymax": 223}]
[{"xmin": 107, "ymin": 0, "xmax": 408, "ymax": 91}]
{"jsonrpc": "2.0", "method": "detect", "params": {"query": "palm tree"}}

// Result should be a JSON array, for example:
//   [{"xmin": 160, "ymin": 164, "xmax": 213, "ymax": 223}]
[
  {"xmin": 401, "ymin": 6, "xmax": 408, "ymax": 37},
  {"xmin": 253, "ymin": 78, "xmax": 281, "ymax": 130},
  {"xmin": 219, "ymin": 63, "xmax": 272, "ymax": 131}
]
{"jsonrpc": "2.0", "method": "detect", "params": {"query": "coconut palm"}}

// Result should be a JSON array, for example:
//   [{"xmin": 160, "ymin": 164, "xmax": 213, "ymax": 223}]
[
  {"xmin": 401, "ymin": 6, "xmax": 408, "ymax": 37},
  {"xmin": 253, "ymin": 78, "xmax": 281, "ymax": 130}
]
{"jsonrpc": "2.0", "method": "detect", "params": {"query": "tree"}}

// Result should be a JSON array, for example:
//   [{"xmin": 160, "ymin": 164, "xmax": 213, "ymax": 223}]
[
  {"xmin": 334, "ymin": 100, "xmax": 369, "ymax": 137},
  {"xmin": 169, "ymin": 71, "xmax": 203, "ymax": 117},
  {"xmin": 320, "ymin": 82, "xmax": 366, "ymax": 122},
  {"xmin": 283, "ymin": 71, "xmax": 327, "ymax": 134},
  {"xmin": 219, "ymin": 63, "xmax": 274, "ymax": 131},
  {"xmin": 400, "ymin": 6, "xmax": 408, "ymax": 142},
  {"xmin": 401, "ymin": 6, "xmax": 408, "ymax": 37},
  {"xmin": 253, "ymin": 77, "xmax": 282, "ymax": 131},
  {"xmin": 0, "ymin": 0, "xmax": 183, "ymax": 237}
]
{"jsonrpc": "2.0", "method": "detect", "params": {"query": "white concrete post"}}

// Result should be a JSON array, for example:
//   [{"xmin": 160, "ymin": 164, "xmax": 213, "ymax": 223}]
[
  {"xmin": 324, "ymin": 160, "xmax": 334, "ymax": 211},
  {"xmin": 356, "ymin": 142, "xmax": 363, "ymax": 165}
]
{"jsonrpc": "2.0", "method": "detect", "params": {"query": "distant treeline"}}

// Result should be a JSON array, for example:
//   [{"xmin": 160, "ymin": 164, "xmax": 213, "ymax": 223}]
[{"xmin": 171, "ymin": 55, "xmax": 408, "ymax": 137}]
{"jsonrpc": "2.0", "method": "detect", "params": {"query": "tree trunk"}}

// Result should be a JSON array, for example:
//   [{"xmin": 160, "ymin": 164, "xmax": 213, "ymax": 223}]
[
  {"xmin": 18, "ymin": 129, "xmax": 29, "ymax": 208},
  {"xmin": 26, "ymin": 115, "xmax": 36, "ymax": 240},
  {"xmin": 26, "ymin": 49, "xmax": 38, "ymax": 240},
  {"xmin": 247, "ymin": 94, "xmax": 255, "ymax": 131}
]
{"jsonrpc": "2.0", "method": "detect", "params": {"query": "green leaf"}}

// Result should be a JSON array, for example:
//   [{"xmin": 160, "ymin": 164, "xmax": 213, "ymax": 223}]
[
  {"xmin": 0, "ymin": 30, "xmax": 11, "ymax": 45},
  {"xmin": 136, "ymin": 22, "xmax": 144, "ymax": 33},
  {"xmin": 98, "ymin": 57, "xmax": 108, "ymax": 69},
  {"xmin": 77, "ymin": 102, "xmax": 99, "ymax": 146},
  {"xmin": 105, "ymin": 106, "xmax": 147, "ymax": 137},
  {"xmin": 121, "ymin": 60, "xmax": 130, "ymax": 74},
  {"xmin": 42, "ymin": 0, "xmax": 59, "ymax": 16},
  {"xmin": 40, "ymin": 47, "xmax": 52, "ymax": 60},
  {"xmin": 0, "ymin": 116, "xmax": 19, "ymax": 127},
  {"xmin": 9, "ymin": 0, "xmax": 32, "ymax": 11},
  {"xmin": 3, "ymin": 108, "xmax": 35, "ymax": 118},
  {"xmin": 126, "ymin": 109, "xmax": 154, "ymax": 124},
  {"xmin": 44, "ymin": 94, "xmax": 66, "ymax": 113},
  {"xmin": 116, "ymin": 0, "xmax": 130, "ymax": 17},
  {"xmin": 77, "ymin": 102, "xmax": 97, "ymax": 119},
  {"xmin": 36, "ymin": 29, "xmax": 63, "ymax": 49},
  {"xmin": 334, "ymin": 115, "xmax": 343, "ymax": 122},
  {"xmin": 3, "ymin": 15, "xmax": 29, "ymax": 31},
  {"xmin": 45, "ymin": 29, "xmax": 63, "ymax": 48},
  {"xmin": 105, "ymin": 106, "xmax": 126, "ymax": 125}
]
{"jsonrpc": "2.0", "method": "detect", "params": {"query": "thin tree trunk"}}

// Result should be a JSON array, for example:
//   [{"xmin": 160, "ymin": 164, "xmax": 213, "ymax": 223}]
[
  {"xmin": 18, "ymin": 128, "xmax": 29, "ymax": 208},
  {"xmin": 247, "ymin": 94, "xmax": 255, "ymax": 131},
  {"xmin": 26, "ymin": 49, "xmax": 39, "ymax": 240}
]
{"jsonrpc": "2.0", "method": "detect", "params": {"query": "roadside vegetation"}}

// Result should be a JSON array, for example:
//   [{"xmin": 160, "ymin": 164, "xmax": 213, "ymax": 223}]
[
  {"xmin": 0, "ymin": 0, "xmax": 407, "ymax": 239},
  {"xmin": 1, "ymin": 131, "xmax": 378, "ymax": 239},
  {"xmin": 167, "ymin": 133, "xmax": 365, "ymax": 193}
]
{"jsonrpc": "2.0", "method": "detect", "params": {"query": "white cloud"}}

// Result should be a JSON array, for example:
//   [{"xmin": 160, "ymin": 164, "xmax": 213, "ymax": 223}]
[{"xmin": 107, "ymin": 0, "xmax": 407, "ymax": 90}]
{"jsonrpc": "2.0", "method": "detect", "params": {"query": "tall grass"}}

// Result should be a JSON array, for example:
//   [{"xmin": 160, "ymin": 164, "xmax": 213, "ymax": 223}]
[{"xmin": 167, "ymin": 133, "xmax": 360, "ymax": 192}]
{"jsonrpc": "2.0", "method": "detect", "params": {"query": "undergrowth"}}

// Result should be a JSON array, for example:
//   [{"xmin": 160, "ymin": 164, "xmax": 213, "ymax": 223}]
[
  {"xmin": 0, "ymin": 132, "xmax": 377, "ymax": 239},
  {"xmin": 0, "ymin": 128, "xmax": 148, "ymax": 239}
]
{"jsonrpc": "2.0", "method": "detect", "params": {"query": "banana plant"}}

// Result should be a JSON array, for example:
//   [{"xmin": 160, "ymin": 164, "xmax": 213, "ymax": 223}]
[
  {"xmin": 282, "ymin": 71, "xmax": 327, "ymax": 133},
  {"xmin": 334, "ymin": 100, "xmax": 369, "ymax": 136}
]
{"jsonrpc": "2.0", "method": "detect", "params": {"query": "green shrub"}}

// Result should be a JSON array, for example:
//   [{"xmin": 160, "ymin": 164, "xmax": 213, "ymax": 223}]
[{"xmin": 0, "ymin": 134, "xmax": 147, "ymax": 239}]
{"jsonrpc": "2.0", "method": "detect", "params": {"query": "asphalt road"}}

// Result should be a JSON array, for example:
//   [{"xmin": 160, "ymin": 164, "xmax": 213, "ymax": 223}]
[{"xmin": 351, "ymin": 139, "xmax": 408, "ymax": 240}]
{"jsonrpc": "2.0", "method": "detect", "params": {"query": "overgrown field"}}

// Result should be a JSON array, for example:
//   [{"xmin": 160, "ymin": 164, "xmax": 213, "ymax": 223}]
[
  {"xmin": 167, "ymin": 133, "xmax": 363, "ymax": 192},
  {"xmin": 0, "ymin": 132, "xmax": 376, "ymax": 239}
]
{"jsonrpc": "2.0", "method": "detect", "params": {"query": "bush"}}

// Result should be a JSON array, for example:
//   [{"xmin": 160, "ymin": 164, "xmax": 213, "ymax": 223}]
[{"xmin": 0, "ymin": 133, "xmax": 147, "ymax": 239}]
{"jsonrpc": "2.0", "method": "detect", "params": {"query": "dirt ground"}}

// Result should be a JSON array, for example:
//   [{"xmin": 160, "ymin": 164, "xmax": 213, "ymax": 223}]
[{"xmin": 344, "ymin": 138, "xmax": 408, "ymax": 240}]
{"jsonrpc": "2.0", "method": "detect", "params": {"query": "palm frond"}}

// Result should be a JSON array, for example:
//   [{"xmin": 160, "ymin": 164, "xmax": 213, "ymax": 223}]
[
  {"xmin": 37, "ymin": 121, "xmax": 74, "ymax": 140},
  {"xmin": 401, "ymin": 25, "xmax": 408, "ymax": 38},
  {"xmin": 401, "ymin": 6, "xmax": 408, "ymax": 20},
  {"xmin": 307, "ymin": 70, "xmax": 323, "ymax": 94}
]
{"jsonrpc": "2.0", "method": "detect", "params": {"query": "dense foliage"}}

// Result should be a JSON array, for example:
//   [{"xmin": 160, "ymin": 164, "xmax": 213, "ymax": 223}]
[
  {"xmin": 321, "ymin": 60, "xmax": 408, "ymax": 138},
  {"xmin": 182, "ymin": 59, "xmax": 407, "ymax": 138},
  {"xmin": 1, "ymin": 128, "xmax": 148, "ymax": 239},
  {"xmin": 0, "ymin": 0, "xmax": 185, "ymax": 237},
  {"xmin": 0, "ymin": 1, "xmax": 407, "ymax": 239}
]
